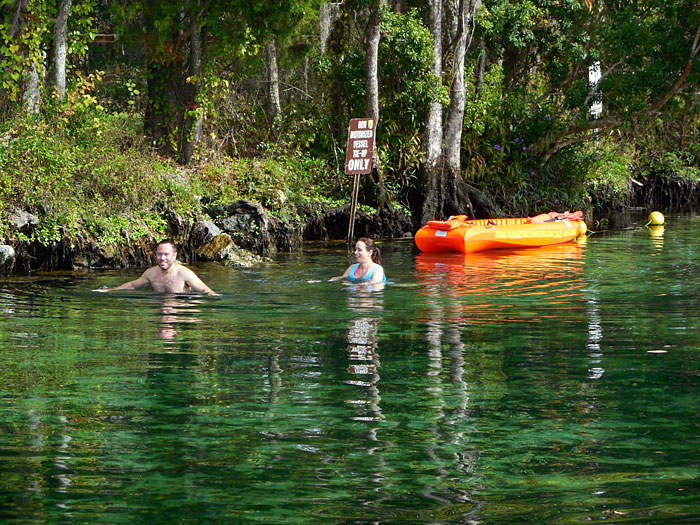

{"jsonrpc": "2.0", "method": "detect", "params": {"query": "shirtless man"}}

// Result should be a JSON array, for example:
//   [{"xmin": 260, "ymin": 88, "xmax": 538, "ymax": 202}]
[{"xmin": 93, "ymin": 239, "xmax": 218, "ymax": 295}]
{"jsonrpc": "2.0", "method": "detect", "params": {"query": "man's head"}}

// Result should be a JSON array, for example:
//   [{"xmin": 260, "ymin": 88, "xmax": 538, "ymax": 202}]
[{"xmin": 155, "ymin": 239, "xmax": 178, "ymax": 271}]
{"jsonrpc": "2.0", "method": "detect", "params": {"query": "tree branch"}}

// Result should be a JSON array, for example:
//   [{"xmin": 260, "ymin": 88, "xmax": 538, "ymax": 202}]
[
  {"xmin": 648, "ymin": 20, "xmax": 700, "ymax": 114},
  {"xmin": 539, "ymin": 118, "xmax": 619, "ymax": 166}
]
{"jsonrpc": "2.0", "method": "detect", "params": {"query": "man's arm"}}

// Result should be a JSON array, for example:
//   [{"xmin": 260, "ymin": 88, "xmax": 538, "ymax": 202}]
[
  {"xmin": 92, "ymin": 270, "xmax": 151, "ymax": 292},
  {"xmin": 182, "ymin": 267, "xmax": 219, "ymax": 296}
]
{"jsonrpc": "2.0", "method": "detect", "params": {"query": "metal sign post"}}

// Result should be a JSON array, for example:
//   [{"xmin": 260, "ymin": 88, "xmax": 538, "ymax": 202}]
[
  {"xmin": 344, "ymin": 118, "xmax": 377, "ymax": 246},
  {"xmin": 347, "ymin": 172, "xmax": 361, "ymax": 244}
]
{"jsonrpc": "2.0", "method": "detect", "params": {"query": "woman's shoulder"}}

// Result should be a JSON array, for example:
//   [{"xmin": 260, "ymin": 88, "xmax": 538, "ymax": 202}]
[{"xmin": 372, "ymin": 263, "xmax": 386, "ymax": 282}]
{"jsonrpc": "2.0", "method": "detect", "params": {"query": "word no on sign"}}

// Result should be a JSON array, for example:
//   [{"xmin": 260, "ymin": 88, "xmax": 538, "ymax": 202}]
[{"xmin": 345, "ymin": 118, "xmax": 376, "ymax": 175}]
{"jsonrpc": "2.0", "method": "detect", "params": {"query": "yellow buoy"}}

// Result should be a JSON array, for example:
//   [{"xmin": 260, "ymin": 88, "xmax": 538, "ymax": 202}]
[{"xmin": 648, "ymin": 211, "xmax": 665, "ymax": 225}]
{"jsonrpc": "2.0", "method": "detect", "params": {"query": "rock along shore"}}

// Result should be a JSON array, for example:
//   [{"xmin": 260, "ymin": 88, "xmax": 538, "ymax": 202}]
[{"xmin": 0, "ymin": 199, "xmax": 413, "ymax": 274}]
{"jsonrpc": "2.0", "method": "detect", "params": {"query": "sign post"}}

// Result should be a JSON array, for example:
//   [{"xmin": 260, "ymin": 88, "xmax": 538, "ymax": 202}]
[{"xmin": 344, "ymin": 118, "xmax": 377, "ymax": 245}]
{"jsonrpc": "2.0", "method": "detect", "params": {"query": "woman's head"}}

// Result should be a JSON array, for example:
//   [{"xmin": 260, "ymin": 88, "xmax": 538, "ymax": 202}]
[{"xmin": 356, "ymin": 237, "xmax": 382, "ymax": 264}]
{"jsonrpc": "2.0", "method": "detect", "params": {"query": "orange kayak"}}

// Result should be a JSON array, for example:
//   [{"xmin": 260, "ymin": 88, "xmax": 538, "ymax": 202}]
[{"xmin": 414, "ymin": 211, "xmax": 587, "ymax": 253}]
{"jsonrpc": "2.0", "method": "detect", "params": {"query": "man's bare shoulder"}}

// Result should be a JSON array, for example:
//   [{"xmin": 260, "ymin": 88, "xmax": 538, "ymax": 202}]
[
  {"xmin": 142, "ymin": 266, "xmax": 161, "ymax": 279},
  {"xmin": 178, "ymin": 264, "xmax": 207, "ymax": 283},
  {"xmin": 172, "ymin": 262, "xmax": 196, "ymax": 276},
  {"xmin": 173, "ymin": 262, "xmax": 217, "ymax": 294}
]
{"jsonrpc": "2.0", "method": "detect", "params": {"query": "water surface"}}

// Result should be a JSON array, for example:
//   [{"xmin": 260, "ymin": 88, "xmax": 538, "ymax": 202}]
[{"xmin": 1, "ymin": 216, "xmax": 698, "ymax": 522}]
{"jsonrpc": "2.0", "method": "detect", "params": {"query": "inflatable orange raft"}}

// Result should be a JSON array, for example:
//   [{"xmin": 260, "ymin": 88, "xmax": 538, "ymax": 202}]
[{"xmin": 415, "ymin": 211, "xmax": 587, "ymax": 253}]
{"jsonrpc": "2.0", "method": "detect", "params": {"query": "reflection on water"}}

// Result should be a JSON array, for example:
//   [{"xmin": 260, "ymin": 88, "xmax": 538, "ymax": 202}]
[
  {"xmin": 1, "ymin": 221, "xmax": 700, "ymax": 523},
  {"xmin": 415, "ymin": 242, "xmax": 585, "ymax": 323},
  {"xmin": 649, "ymin": 224, "xmax": 664, "ymax": 254},
  {"xmin": 157, "ymin": 294, "xmax": 204, "ymax": 343},
  {"xmin": 345, "ymin": 285, "xmax": 384, "ymax": 425}
]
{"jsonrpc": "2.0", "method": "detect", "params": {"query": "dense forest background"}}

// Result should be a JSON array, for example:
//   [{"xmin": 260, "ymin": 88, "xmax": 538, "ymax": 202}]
[{"xmin": 0, "ymin": 0, "xmax": 699, "ymax": 248}]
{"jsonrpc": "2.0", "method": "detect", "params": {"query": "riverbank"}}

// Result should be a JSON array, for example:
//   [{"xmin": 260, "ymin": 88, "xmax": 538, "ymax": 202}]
[{"xmin": 2, "ymin": 167, "xmax": 698, "ymax": 275}]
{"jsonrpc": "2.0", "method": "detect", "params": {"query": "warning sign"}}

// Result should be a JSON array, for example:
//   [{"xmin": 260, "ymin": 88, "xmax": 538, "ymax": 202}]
[{"xmin": 344, "ymin": 118, "xmax": 376, "ymax": 175}]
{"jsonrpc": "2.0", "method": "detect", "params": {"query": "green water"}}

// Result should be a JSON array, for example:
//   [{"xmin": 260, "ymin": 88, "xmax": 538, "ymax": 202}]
[{"xmin": 1, "ymin": 216, "xmax": 698, "ymax": 523}]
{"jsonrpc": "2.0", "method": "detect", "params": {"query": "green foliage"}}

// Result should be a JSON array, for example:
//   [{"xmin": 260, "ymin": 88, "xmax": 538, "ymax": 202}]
[
  {"xmin": 0, "ymin": 0, "xmax": 699, "ymax": 244},
  {"xmin": 631, "ymin": 95, "xmax": 700, "ymax": 182},
  {"xmin": 637, "ymin": 149, "xmax": 700, "ymax": 183},
  {"xmin": 585, "ymin": 140, "xmax": 634, "ymax": 195},
  {"xmin": 356, "ymin": 203, "xmax": 376, "ymax": 216},
  {"xmin": 238, "ymin": 0, "xmax": 321, "ymax": 44},
  {"xmin": 65, "ymin": 0, "xmax": 97, "ymax": 58},
  {"xmin": 197, "ymin": 151, "xmax": 343, "ymax": 218},
  {"xmin": 0, "ymin": 0, "xmax": 50, "ymax": 102},
  {"xmin": 329, "ymin": 8, "xmax": 445, "ymax": 201},
  {"xmin": 468, "ymin": 0, "xmax": 700, "ymax": 214},
  {"xmin": 594, "ymin": 1, "xmax": 700, "ymax": 119},
  {"xmin": 460, "ymin": 55, "xmax": 598, "ymax": 215},
  {"xmin": 0, "ymin": 0, "xmax": 96, "ymax": 106},
  {"xmin": 463, "ymin": 62, "xmax": 550, "ymax": 203},
  {"xmin": 86, "ymin": 211, "xmax": 167, "ymax": 246},
  {"xmin": 377, "ymin": 8, "xmax": 446, "ymax": 199},
  {"xmin": 0, "ymin": 93, "xmax": 196, "ymax": 244}
]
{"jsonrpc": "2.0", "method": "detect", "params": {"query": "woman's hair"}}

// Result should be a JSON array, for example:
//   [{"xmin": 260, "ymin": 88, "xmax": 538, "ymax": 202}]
[{"xmin": 358, "ymin": 237, "xmax": 382, "ymax": 264}]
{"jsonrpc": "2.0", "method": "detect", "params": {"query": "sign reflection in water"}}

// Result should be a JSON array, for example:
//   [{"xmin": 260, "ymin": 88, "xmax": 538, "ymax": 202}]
[{"xmin": 345, "ymin": 283, "xmax": 384, "ymax": 425}]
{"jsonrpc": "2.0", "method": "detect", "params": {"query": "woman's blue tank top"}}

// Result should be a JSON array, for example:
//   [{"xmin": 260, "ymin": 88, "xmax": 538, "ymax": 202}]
[{"xmin": 348, "ymin": 263, "xmax": 386, "ymax": 283}]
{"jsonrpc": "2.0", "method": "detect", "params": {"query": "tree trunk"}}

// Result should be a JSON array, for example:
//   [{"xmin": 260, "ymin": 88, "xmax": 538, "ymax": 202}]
[
  {"xmin": 7, "ymin": 0, "xmax": 28, "ymax": 36},
  {"xmin": 303, "ymin": 55, "xmax": 309, "ymax": 95},
  {"xmin": 412, "ymin": 0, "xmax": 444, "ymax": 224},
  {"xmin": 443, "ymin": 0, "xmax": 480, "ymax": 171},
  {"xmin": 7, "ymin": 0, "xmax": 41, "ymax": 113},
  {"xmin": 145, "ymin": 60, "xmax": 178, "ymax": 156},
  {"xmin": 365, "ymin": 5, "xmax": 381, "ymax": 124},
  {"xmin": 362, "ymin": 1, "xmax": 389, "ymax": 208},
  {"xmin": 422, "ymin": 0, "xmax": 443, "ymax": 170},
  {"xmin": 476, "ymin": 37, "xmax": 486, "ymax": 95},
  {"xmin": 419, "ymin": 164, "xmax": 498, "ymax": 224},
  {"xmin": 23, "ymin": 61, "xmax": 40, "ymax": 113},
  {"xmin": 416, "ymin": 0, "xmax": 492, "ymax": 224},
  {"xmin": 178, "ymin": 8, "xmax": 203, "ymax": 165},
  {"xmin": 319, "ymin": 2, "xmax": 340, "ymax": 55},
  {"xmin": 266, "ymin": 37, "xmax": 281, "ymax": 138},
  {"xmin": 51, "ymin": 0, "xmax": 72, "ymax": 100},
  {"xmin": 325, "ymin": 2, "xmax": 349, "ymax": 163}
]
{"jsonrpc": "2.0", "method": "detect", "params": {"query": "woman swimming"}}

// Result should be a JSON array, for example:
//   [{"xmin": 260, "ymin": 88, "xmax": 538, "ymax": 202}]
[{"xmin": 330, "ymin": 237, "xmax": 386, "ymax": 283}]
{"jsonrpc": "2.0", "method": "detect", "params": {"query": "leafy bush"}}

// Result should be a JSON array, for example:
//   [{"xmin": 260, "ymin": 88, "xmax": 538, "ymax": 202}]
[
  {"xmin": 0, "ymin": 94, "xmax": 197, "ymax": 244},
  {"xmin": 197, "ymin": 152, "xmax": 345, "ymax": 217}
]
